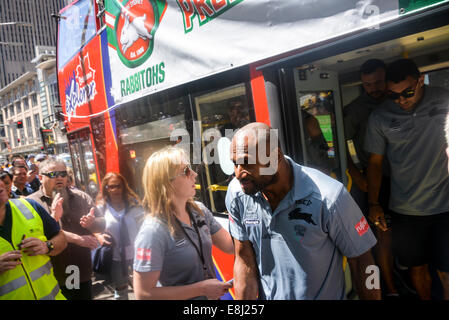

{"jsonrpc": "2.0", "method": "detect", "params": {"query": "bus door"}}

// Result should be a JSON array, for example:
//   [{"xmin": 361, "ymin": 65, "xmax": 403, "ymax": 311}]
[
  {"xmin": 192, "ymin": 83, "xmax": 254, "ymax": 213},
  {"xmin": 292, "ymin": 69, "xmax": 347, "ymax": 183},
  {"xmin": 67, "ymin": 128, "xmax": 100, "ymax": 198}
]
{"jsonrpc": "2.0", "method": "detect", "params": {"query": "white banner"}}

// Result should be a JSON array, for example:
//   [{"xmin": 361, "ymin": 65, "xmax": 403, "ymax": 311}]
[{"xmin": 105, "ymin": 0, "xmax": 399, "ymax": 105}]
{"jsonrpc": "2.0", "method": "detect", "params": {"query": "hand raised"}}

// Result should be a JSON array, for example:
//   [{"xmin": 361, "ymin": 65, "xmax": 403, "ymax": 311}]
[
  {"xmin": 50, "ymin": 193, "xmax": 64, "ymax": 222},
  {"xmin": 80, "ymin": 207, "xmax": 95, "ymax": 229}
]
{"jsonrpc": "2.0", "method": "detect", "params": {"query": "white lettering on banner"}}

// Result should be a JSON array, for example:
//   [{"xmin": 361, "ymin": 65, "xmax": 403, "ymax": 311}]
[
  {"xmin": 66, "ymin": 80, "xmax": 98, "ymax": 116},
  {"xmin": 365, "ymin": 265, "xmax": 380, "ymax": 290},
  {"xmin": 128, "ymin": 0, "xmax": 143, "ymax": 8},
  {"xmin": 65, "ymin": 54, "xmax": 98, "ymax": 117},
  {"xmin": 65, "ymin": 265, "xmax": 80, "ymax": 290}
]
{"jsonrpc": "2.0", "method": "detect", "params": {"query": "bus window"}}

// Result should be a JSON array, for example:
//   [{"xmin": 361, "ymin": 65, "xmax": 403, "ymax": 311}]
[
  {"xmin": 58, "ymin": 0, "xmax": 97, "ymax": 69},
  {"xmin": 293, "ymin": 68, "xmax": 344, "ymax": 179},
  {"xmin": 91, "ymin": 115, "xmax": 106, "ymax": 180},
  {"xmin": 193, "ymin": 83, "xmax": 254, "ymax": 213},
  {"xmin": 115, "ymin": 90, "xmax": 192, "ymax": 198},
  {"xmin": 67, "ymin": 128, "xmax": 99, "ymax": 198},
  {"xmin": 297, "ymin": 90, "xmax": 339, "ymax": 175}
]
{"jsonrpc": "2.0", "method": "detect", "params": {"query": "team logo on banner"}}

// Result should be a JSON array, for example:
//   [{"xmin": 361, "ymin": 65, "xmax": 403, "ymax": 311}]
[
  {"xmin": 105, "ymin": 0, "xmax": 167, "ymax": 68},
  {"xmin": 65, "ymin": 53, "xmax": 98, "ymax": 118}
]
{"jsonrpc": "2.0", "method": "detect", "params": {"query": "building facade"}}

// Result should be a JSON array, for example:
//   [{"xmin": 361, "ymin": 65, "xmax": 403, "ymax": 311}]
[
  {"xmin": 0, "ymin": 0, "xmax": 68, "ymax": 89},
  {"xmin": 0, "ymin": 46, "xmax": 68, "ymax": 160}
]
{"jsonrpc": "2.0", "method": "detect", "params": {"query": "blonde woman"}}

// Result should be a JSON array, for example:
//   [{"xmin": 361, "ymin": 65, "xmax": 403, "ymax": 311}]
[{"xmin": 133, "ymin": 147, "xmax": 234, "ymax": 300}]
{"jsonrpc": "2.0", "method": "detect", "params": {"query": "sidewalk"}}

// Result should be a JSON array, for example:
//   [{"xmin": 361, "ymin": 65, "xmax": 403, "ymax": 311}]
[{"xmin": 92, "ymin": 276, "xmax": 135, "ymax": 300}]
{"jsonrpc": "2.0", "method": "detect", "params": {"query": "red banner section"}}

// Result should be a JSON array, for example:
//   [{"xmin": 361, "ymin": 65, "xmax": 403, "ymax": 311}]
[{"xmin": 58, "ymin": 37, "xmax": 108, "ymax": 131}]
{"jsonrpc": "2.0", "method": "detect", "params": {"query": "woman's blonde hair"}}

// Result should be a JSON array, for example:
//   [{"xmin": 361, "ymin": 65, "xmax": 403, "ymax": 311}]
[{"xmin": 142, "ymin": 146, "xmax": 202, "ymax": 235}]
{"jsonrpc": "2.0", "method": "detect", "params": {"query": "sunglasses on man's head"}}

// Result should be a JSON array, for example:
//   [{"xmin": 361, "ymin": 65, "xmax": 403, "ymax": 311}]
[
  {"xmin": 42, "ymin": 171, "xmax": 68, "ymax": 178},
  {"xmin": 387, "ymin": 82, "xmax": 419, "ymax": 100},
  {"xmin": 170, "ymin": 165, "xmax": 193, "ymax": 180}
]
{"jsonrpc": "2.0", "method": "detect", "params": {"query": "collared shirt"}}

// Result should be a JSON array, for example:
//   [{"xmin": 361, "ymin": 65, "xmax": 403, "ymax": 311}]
[
  {"xmin": 11, "ymin": 184, "xmax": 34, "ymax": 197},
  {"xmin": 225, "ymin": 157, "xmax": 377, "ymax": 300},
  {"xmin": 27, "ymin": 186, "xmax": 98, "ymax": 284},
  {"xmin": 364, "ymin": 86, "xmax": 449, "ymax": 215}
]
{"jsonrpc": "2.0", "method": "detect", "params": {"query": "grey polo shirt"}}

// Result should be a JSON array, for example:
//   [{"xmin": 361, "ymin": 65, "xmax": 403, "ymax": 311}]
[
  {"xmin": 225, "ymin": 157, "xmax": 377, "ymax": 300},
  {"xmin": 133, "ymin": 202, "xmax": 222, "ymax": 299},
  {"xmin": 364, "ymin": 86, "xmax": 449, "ymax": 216}
]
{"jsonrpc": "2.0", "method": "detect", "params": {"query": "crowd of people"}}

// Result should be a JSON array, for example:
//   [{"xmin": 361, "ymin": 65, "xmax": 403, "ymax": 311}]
[{"xmin": 1, "ymin": 57, "xmax": 449, "ymax": 301}]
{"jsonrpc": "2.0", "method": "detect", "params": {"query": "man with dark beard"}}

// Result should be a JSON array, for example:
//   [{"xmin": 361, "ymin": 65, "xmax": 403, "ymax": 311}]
[
  {"xmin": 27, "ymin": 158, "xmax": 105, "ymax": 300},
  {"xmin": 225, "ymin": 122, "xmax": 380, "ymax": 300}
]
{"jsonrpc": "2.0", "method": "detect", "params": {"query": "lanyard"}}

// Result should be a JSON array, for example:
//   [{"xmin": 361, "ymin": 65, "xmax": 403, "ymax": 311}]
[{"xmin": 174, "ymin": 211, "xmax": 209, "ymax": 279}]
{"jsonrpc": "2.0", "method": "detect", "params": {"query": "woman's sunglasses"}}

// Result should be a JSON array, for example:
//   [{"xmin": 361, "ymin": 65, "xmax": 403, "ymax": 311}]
[
  {"xmin": 41, "ymin": 171, "xmax": 68, "ymax": 178},
  {"xmin": 170, "ymin": 165, "xmax": 193, "ymax": 180},
  {"xmin": 106, "ymin": 184, "xmax": 122, "ymax": 191},
  {"xmin": 387, "ymin": 82, "xmax": 419, "ymax": 100}
]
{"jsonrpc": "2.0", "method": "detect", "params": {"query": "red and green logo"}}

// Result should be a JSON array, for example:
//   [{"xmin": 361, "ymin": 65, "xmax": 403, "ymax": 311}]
[{"xmin": 106, "ymin": 0, "xmax": 167, "ymax": 68}]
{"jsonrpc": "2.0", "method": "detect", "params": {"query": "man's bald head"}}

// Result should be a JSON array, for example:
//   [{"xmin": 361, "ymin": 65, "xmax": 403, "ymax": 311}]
[
  {"xmin": 232, "ymin": 122, "xmax": 282, "ymax": 165},
  {"xmin": 230, "ymin": 123, "xmax": 282, "ymax": 194}
]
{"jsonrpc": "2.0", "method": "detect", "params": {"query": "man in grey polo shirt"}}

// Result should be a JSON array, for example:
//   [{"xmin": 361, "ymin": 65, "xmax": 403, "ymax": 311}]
[
  {"xmin": 365, "ymin": 58, "xmax": 449, "ymax": 300},
  {"xmin": 226, "ymin": 122, "xmax": 380, "ymax": 300}
]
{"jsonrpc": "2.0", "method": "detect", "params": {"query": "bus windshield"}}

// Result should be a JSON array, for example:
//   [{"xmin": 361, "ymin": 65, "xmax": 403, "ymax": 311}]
[{"xmin": 58, "ymin": 0, "xmax": 97, "ymax": 69}]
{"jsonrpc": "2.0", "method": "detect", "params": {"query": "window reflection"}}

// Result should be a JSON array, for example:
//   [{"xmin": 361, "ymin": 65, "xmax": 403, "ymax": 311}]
[
  {"xmin": 114, "ymin": 83, "xmax": 254, "ymax": 213},
  {"xmin": 116, "ymin": 90, "xmax": 192, "ymax": 198},
  {"xmin": 194, "ymin": 84, "xmax": 254, "ymax": 213},
  {"xmin": 298, "ymin": 91, "xmax": 339, "ymax": 176},
  {"xmin": 67, "ymin": 129, "xmax": 99, "ymax": 198}
]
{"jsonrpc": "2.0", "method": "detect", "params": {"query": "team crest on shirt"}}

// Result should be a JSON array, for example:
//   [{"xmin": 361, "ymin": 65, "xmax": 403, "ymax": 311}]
[
  {"xmin": 288, "ymin": 207, "xmax": 317, "ymax": 225},
  {"xmin": 136, "ymin": 248, "xmax": 152, "ymax": 261},
  {"xmin": 355, "ymin": 217, "xmax": 370, "ymax": 236}
]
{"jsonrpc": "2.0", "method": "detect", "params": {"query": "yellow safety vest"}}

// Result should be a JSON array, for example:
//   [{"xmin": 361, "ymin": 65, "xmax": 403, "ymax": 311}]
[{"xmin": 0, "ymin": 199, "xmax": 65, "ymax": 300}]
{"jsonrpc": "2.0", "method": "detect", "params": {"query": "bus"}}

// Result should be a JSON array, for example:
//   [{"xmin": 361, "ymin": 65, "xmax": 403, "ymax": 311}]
[{"xmin": 57, "ymin": 0, "xmax": 449, "ymax": 299}]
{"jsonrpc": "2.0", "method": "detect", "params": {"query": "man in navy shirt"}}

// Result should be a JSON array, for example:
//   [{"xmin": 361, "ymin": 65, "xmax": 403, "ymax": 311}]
[{"xmin": 11, "ymin": 166, "xmax": 34, "ymax": 197}]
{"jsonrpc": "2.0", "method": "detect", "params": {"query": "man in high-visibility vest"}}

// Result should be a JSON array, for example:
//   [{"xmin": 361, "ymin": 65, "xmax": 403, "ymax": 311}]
[{"xmin": 0, "ymin": 180, "xmax": 67, "ymax": 300}]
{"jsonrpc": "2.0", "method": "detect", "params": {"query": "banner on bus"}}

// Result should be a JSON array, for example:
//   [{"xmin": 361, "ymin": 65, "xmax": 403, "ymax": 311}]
[
  {"xmin": 58, "ymin": 36, "xmax": 109, "ymax": 123},
  {"xmin": 105, "ymin": 0, "xmax": 400, "ymax": 105}
]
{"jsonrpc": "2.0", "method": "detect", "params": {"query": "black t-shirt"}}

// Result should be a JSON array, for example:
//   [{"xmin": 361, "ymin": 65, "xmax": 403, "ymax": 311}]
[{"xmin": 0, "ymin": 199, "xmax": 61, "ymax": 244}]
